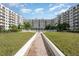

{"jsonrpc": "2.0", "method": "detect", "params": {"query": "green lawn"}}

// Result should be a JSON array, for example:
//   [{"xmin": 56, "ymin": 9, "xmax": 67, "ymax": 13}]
[
  {"xmin": 44, "ymin": 32, "xmax": 79, "ymax": 56},
  {"xmin": 0, "ymin": 32, "xmax": 34, "ymax": 56}
]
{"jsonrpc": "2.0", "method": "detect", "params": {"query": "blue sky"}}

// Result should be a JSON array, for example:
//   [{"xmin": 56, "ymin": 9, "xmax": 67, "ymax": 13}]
[{"xmin": 2, "ymin": 3, "xmax": 77, "ymax": 19}]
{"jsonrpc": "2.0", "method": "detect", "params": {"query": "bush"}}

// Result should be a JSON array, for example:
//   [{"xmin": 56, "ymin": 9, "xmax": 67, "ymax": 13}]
[
  {"xmin": 45, "ymin": 24, "xmax": 56, "ymax": 30},
  {"xmin": 23, "ymin": 22, "xmax": 31, "ymax": 30},
  {"xmin": 0, "ymin": 24, "xmax": 22, "ymax": 33},
  {"xmin": 56, "ymin": 22, "xmax": 70, "ymax": 31},
  {"xmin": 9, "ymin": 25, "xmax": 19, "ymax": 32},
  {"xmin": 0, "ymin": 29, "xmax": 11, "ymax": 33}
]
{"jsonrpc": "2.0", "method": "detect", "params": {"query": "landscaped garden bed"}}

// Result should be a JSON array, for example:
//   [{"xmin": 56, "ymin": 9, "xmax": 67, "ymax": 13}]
[
  {"xmin": 0, "ymin": 32, "xmax": 34, "ymax": 56},
  {"xmin": 44, "ymin": 32, "xmax": 79, "ymax": 56}
]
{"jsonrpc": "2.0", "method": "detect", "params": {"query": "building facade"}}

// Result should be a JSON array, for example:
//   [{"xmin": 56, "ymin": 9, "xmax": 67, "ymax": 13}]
[
  {"xmin": 25, "ymin": 19, "xmax": 54, "ymax": 30},
  {"xmin": 0, "ymin": 4, "xmax": 23, "ymax": 30},
  {"xmin": 53, "ymin": 4, "xmax": 79, "ymax": 31}
]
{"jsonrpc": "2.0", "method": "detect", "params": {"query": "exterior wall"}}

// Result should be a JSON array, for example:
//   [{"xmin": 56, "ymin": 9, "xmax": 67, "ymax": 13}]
[
  {"xmin": 63, "ymin": 10, "xmax": 69, "ymax": 24},
  {"xmin": 25, "ymin": 19, "xmax": 54, "ymax": 30},
  {"xmin": 45, "ymin": 20, "xmax": 52, "ymax": 26},
  {"xmin": 72, "ymin": 5, "xmax": 79, "ymax": 31},
  {"xmin": 0, "ymin": 4, "xmax": 5, "ymax": 30},
  {"xmin": 39, "ymin": 20, "xmax": 45, "ymax": 30},
  {"xmin": 15, "ymin": 14, "xmax": 18, "ymax": 26},
  {"xmin": 32, "ymin": 20, "xmax": 39, "ymax": 30},
  {"xmin": 69, "ymin": 8, "xmax": 74, "ymax": 30},
  {"xmin": 5, "ymin": 7, "xmax": 9, "ymax": 30},
  {"xmin": 60, "ymin": 13, "xmax": 64, "ymax": 24},
  {"xmin": 18, "ymin": 15, "xmax": 23, "ymax": 25}
]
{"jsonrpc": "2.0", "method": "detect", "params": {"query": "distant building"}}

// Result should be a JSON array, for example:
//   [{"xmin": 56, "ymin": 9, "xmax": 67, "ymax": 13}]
[{"xmin": 25, "ymin": 19, "xmax": 54, "ymax": 30}]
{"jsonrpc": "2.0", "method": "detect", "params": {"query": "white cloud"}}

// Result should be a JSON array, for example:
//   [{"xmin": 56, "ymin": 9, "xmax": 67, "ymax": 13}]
[
  {"xmin": 20, "ymin": 4, "xmax": 27, "ymax": 8},
  {"xmin": 20, "ymin": 4, "xmax": 25, "ymax": 8},
  {"xmin": 7, "ymin": 3, "xmax": 26, "ymax": 8},
  {"xmin": 34, "ymin": 8, "xmax": 44, "ymax": 14},
  {"xmin": 58, "ymin": 9, "xmax": 67, "ymax": 13},
  {"xmin": 48, "ymin": 4, "xmax": 53, "ymax": 7},
  {"xmin": 8, "ymin": 3, "xmax": 19, "ymax": 7},
  {"xmin": 54, "ymin": 8, "xmax": 68, "ymax": 15},
  {"xmin": 20, "ymin": 8, "xmax": 32, "ymax": 13},
  {"xmin": 49, "ymin": 4, "xmax": 65, "ymax": 12}
]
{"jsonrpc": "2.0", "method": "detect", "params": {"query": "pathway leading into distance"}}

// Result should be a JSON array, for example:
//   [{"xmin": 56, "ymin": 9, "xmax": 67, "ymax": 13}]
[{"xmin": 24, "ymin": 32, "xmax": 48, "ymax": 56}]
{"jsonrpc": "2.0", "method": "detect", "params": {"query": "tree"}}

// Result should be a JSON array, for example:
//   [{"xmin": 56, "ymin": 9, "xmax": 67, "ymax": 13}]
[
  {"xmin": 56, "ymin": 23, "xmax": 63, "ymax": 31},
  {"xmin": 23, "ymin": 22, "xmax": 31, "ymax": 30},
  {"xmin": 62, "ymin": 22, "xmax": 70, "ymax": 30},
  {"xmin": 45, "ymin": 24, "xmax": 51, "ymax": 30},
  {"xmin": 45, "ymin": 24, "xmax": 56, "ymax": 30},
  {"xmin": 50, "ymin": 25, "xmax": 56, "ymax": 30},
  {"xmin": 0, "ymin": 27, "xmax": 3, "ymax": 32},
  {"xmin": 18, "ymin": 24, "xmax": 23, "ymax": 29},
  {"xmin": 56, "ymin": 22, "xmax": 70, "ymax": 31},
  {"xmin": 18, "ymin": 24, "xmax": 21, "ymax": 29},
  {"xmin": 9, "ymin": 24, "xmax": 18, "ymax": 32}
]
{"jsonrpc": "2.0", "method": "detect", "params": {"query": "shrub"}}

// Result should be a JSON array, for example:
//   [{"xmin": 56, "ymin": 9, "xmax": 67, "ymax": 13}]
[
  {"xmin": 23, "ymin": 22, "xmax": 31, "ymax": 30},
  {"xmin": 9, "ymin": 25, "xmax": 19, "ymax": 32},
  {"xmin": 45, "ymin": 24, "xmax": 56, "ymax": 30}
]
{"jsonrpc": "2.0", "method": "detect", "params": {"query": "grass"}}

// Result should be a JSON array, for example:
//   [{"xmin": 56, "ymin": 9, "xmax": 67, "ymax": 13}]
[
  {"xmin": 44, "ymin": 32, "xmax": 79, "ymax": 56},
  {"xmin": 0, "ymin": 32, "xmax": 34, "ymax": 56}
]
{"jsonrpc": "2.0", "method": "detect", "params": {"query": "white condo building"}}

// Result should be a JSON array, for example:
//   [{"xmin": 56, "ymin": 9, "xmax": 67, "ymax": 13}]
[{"xmin": 0, "ymin": 4, "xmax": 23, "ymax": 30}]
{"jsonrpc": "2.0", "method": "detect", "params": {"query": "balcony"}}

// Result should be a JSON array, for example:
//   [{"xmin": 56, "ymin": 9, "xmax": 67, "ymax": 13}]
[
  {"xmin": 0, "ymin": 20, "xmax": 4, "ymax": 22},
  {"xmin": 0, "ymin": 17, "xmax": 5, "ymax": 19},
  {"xmin": 0, "ymin": 14, "xmax": 5, "ymax": 18},
  {"xmin": 0, "ymin": 23, "xmax": 4, "ymax": 26}
]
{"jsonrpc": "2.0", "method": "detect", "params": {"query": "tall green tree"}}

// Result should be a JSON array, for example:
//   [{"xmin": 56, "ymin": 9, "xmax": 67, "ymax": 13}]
[
  {"xmin": 45, "ymin": 24, "xmax": 51, "ymax": 30},
  {"xmin": 62, "ymin": 22, "xmax": 70, "ymax": 30},
  {"xmin": 18, "ymin": 24, "xmax": 24, "ymax": 29},
  {"xmin": 45, "ymin": 24, "xmax": 56, "ymax": 30},
  {"xmin": 56, "ymin": 23, "xmax": 63, "ymax": 31},
  {"xmin": 56, "ymin": 22, "xmax": 70, "ymax": 31},
  {"xmin": 9, "ymin": 24, "xmax": 18, "ymax": 32},
  {"xmin": 23, "ymin": 22, "xmax": 31, "ymax": 30}
]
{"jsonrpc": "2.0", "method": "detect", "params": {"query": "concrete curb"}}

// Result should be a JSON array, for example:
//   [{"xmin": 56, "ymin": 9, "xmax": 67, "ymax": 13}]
[
  {"xmin": 41, "ymin": 32, "xmax": 65, "ymax": 56},
  {"xmin": 14, "ymin": 32, "xmax": 37, "ymax": 56}
]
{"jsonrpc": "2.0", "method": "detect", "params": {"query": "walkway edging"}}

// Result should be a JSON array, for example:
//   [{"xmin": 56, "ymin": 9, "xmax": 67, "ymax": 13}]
[
  {"xmin": 14, "ymin": 32, "xmax": 37, "ymax": 56},
  {"xmin": 41, "ymin": 32, "xmax": 65, "ymax": 56}
]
